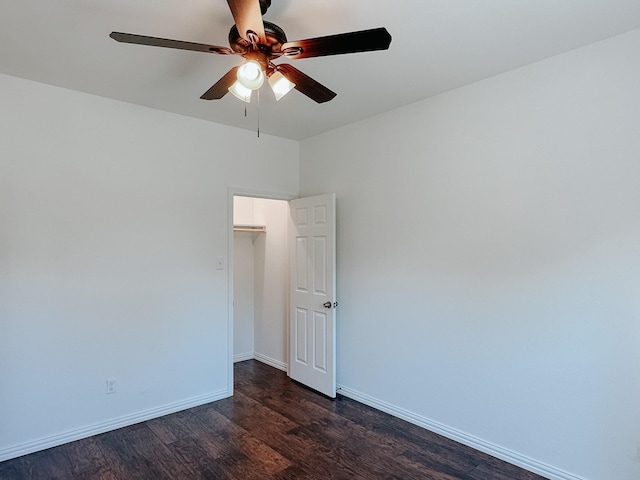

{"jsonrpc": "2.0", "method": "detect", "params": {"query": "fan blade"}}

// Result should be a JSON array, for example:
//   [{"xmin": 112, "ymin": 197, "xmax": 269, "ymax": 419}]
[
  {"xmin": 276, "ymin": 64, "xmax": 336, "ymax": 104},
  {"xmin": 200, "ymin": 67, "xmax": 240, "ymax": 100},
  {"xmin": 110, "ymin": 32, "xmax": 235, "ymax": 55},
  {"xmin": 281, "ymin": 27, "xmax": 391, "ymax": 60},
  {"xmin": 226, "ymin": 0, "xmax": 266, "ymax": 44}
]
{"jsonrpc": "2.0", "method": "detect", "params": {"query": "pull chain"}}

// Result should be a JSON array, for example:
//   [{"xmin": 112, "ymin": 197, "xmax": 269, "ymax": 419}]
[{"xmin": 257, "ymin": 89, "xmax": 260, "ymax": 138}]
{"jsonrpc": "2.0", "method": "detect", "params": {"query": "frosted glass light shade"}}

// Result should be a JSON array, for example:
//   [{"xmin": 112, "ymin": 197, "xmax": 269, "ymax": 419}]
[
  {"xmin": 237, "ymin": 60, "xmax": 265, "ymax": 90},
  {"xmin": 268, "ymin": 71, "xmax": 296, "ymax": 101},
  {"xmin": 228, "ymin": 81, "xmax": 252, "ymax": 102}
]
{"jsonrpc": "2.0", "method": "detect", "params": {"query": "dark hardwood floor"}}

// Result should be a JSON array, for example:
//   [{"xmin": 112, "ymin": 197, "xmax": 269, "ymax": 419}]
[{"xmin": 1, "ymin": 360, "xmax": 547, "ymax": 479}]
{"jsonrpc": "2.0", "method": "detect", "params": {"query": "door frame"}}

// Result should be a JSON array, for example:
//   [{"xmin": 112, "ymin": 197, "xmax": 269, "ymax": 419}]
[{"xmin": 226, "ymin": 187, "xmax": 297, "ymax": 396}]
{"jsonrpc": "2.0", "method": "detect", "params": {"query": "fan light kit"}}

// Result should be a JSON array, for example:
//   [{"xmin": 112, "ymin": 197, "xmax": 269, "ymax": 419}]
[
  {"xmin": 268, "ymin": 71, "xmax": 296, "ymax": 101},
  {"xmin": 237, "ymin": 60, "xmax": 265, "ymax": 90},
  {"xmin": 228, "ymin": 80, "xmax": 252, "ymax": 102},
  {"xmin": 109, "ymin": 0, "xmax": 391, "ymax": 105}
]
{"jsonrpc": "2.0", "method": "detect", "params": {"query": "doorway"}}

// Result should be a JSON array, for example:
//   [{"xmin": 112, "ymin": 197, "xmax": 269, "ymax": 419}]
[
  {"xmin": 228, "ymin": 191, "xmax": 337, "ymax": 398},
  {"xmin": 232, "ymin": 195, "xmax": 290, "ymax": 372}
]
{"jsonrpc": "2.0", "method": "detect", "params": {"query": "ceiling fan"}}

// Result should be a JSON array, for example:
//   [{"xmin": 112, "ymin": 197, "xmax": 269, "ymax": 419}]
[{"xmin": 110, "ymin": 0, "xmax": 391, "ymax": 104}]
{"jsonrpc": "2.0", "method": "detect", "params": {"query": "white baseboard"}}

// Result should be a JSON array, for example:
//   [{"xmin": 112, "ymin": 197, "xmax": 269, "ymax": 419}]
[
  {"xmin": 234, "ymin": 352, "xmax": 254, "ymax": 363},
  {"xmin": 233, "ymin": 352, "xmax": 287, "ymax": 372},
  {"xmin": 254, "ymin": 352, "xmax": 288, "ymax": 372},
  {"xmin": 336, "ymin": 385, "xmax": 584, "ymax": 480},
  {"xmin": 0, "ymin": 389, "xmax": 229, "ymax": 463}
]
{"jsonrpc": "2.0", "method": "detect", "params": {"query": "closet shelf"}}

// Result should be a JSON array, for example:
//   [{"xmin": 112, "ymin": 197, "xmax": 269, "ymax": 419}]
[{"xmin": 233, "ymin": 225, "xmax": 267, "ymax": 233}]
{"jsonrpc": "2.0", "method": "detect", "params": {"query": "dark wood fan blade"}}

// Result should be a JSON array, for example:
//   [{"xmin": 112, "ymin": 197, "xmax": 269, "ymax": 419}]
[
  {"xmin": 226, "ymin": 0, "xmax": 266, "ymax": 44},
  {"xmin": 277, "ymin": 64, "xmax": 336, "ymax": 103},
  {"xmin": 281, "ymin": 27, "xmax": 391, "ymax": 60},
  {"xmin": 200, "ymin": 67, "xmax": 240, "ymax": 100},
  {"xmin": 110, "ymin": 32, "xmax": 235, "ymax": 55}
]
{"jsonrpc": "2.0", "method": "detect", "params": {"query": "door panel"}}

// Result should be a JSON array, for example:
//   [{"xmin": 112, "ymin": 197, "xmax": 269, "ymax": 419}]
[
  {"xmin": 289, "ymin": 194, "xmax": 336, "ymax": 398},
  {"xmin": 295, "ymin": 308, "xmax": 308, "ymax": 364},
  {"xmin": 314, "ymin": 312, "xmax": 327, "ymax": 371},
  {"xmin": 313, "ymin": 237, "xmax": 327, "ymax": 294},
  {"xmin": 295, "ymin": 238, "xmax": 308, "ymax": 291}
]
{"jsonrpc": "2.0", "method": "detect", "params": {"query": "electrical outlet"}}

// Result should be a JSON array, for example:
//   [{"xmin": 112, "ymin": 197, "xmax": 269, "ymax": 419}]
[{"xmin": 106, "ymin": 378, "xmax": 117, "ymax": 394}]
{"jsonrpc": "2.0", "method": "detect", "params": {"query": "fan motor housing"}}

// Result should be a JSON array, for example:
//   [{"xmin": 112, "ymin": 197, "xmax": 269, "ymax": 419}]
[{"xmin": 228, "ymin": 21, "xmax": 287, "ymax": 57}]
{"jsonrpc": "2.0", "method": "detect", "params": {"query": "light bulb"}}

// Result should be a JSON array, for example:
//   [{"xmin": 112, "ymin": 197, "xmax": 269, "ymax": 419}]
[
  {"xmin": 237, "ymin": 60, "xmax": 265, "ymax": 90},
  {"xmin": 228, "ymin": 81, "xmax": 252, "ymax": 103},
  {"xmin": 268, "ymin": 71, "xmax": 296, "ymax": 101}
]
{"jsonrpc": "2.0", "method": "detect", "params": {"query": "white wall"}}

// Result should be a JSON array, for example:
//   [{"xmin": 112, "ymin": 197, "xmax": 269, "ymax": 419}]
[
  {"xmin": 299, "ymin": 29, "xmax": 640, "ymax": 480},
  {"xmin": 0, "ymin": 74, "xmax": 298, "ymax": 460},
  {"xmin": 232, "ymin": 196, "xmax": 289, "ymax": 369},
  {"xmin": 233, "ymin": 233, "xmax": 255, "ymax": 361},
  {"xmin": 233, "ymin": 196, "xmax": 256, "ymax": 361},
  {"xmin": 252, "ymin": 198, "xmax": 289, "ymax": 368}
]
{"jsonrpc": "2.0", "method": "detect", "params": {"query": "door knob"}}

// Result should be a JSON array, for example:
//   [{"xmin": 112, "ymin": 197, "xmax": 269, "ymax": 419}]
[{"xmin": 323, "ymin": 301, "xmax": 332, "ymax": 308}]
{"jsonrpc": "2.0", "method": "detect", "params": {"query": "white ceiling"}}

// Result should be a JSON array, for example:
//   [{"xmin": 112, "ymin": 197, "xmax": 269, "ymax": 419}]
[{"xmin": 2, "ymin": 1, "xmax": 640, "ymax": 140}]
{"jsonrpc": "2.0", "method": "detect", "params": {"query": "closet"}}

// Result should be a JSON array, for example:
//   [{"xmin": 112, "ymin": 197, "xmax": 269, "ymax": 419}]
[{"xmin": 233, "ymin": 196, "xmax": 289, "ymax": 371}]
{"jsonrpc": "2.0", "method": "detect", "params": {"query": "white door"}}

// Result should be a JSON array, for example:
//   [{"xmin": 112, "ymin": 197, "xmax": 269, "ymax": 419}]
[{"xmin": 289, "ymin": 194, "xmax": 336, "ymax": 398}]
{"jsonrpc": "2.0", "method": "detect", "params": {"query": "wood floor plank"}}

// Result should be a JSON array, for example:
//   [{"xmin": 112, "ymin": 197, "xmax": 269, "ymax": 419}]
[
  {"xmin": 146, "ymin": 416, "xmax": 181, "ymax": 445},
  {"xmin": 118, "ymin": 423, "xmax": 198, "ymax": 479},
  {"xmin": 94, "ymin": 427, "xmax": 162, "ymax": 480},
  {"xmin": 62, "ymin": 436, "xmax": 118, "ymax": 479},
  {"xmin": 167, "ymin": 409, "xmax": 228, "ymax": 459},
  {"xmin": 201, "ymin": 407, "xmax": 293, "ymax": 475},
  {"xmin": 0, "ymin": 458, "xmax": 25, "ymax": 480},
  {"xmin": 0, "ymin": 360, "xmax": 548, "ymax": 480},
  {"xmin": 8, "ymin": 449, "xmax": 75, "ymax": 480},
  {"xmin": 210, "ymin": 450, "xmax": 281, "ymax": 480}
]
